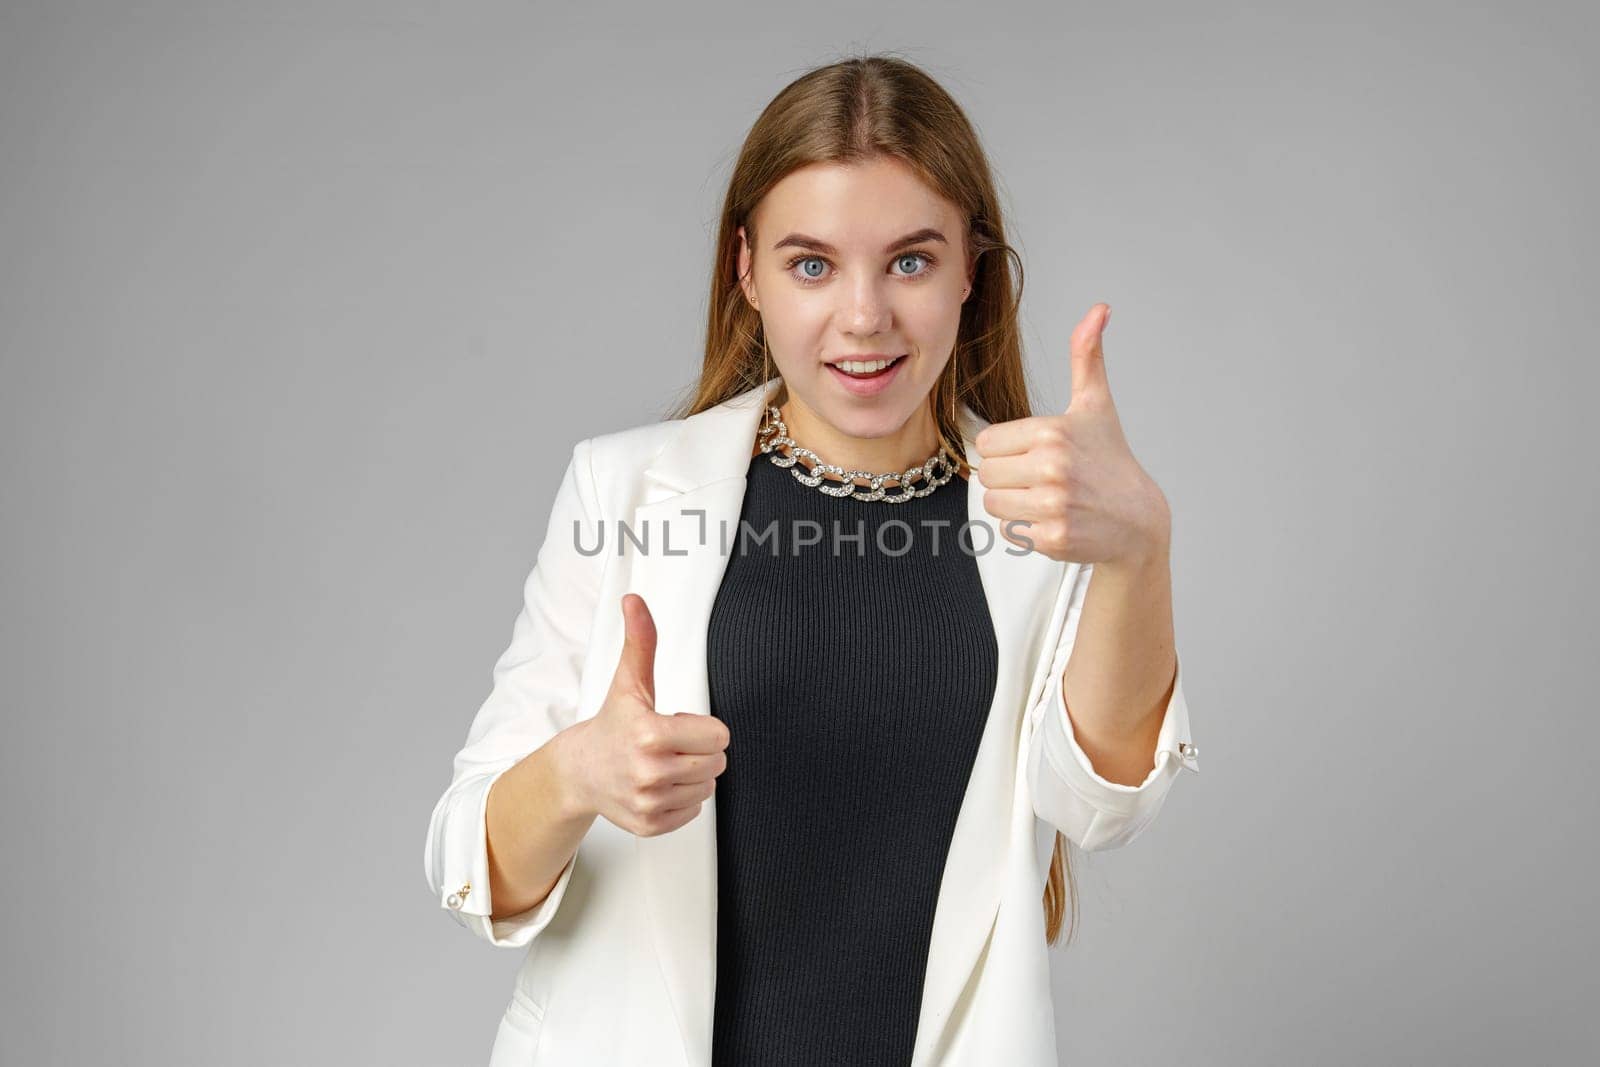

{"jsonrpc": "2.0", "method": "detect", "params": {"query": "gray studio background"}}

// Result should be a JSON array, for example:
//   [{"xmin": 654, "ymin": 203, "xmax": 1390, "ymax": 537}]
[{"xmin": 3, "ymin": 2, "xmax": 1595, "ymax": 1064}]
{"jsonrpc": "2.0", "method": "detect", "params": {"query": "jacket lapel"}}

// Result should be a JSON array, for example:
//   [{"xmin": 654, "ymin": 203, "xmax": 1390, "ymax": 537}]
[{"xmin": 629, "ymin": 380, "xmax": 1066, "ymax": 1066}]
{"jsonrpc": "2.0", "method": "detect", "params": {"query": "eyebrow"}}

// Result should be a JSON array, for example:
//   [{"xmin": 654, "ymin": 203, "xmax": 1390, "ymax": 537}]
[{"xmin": 771, "ymin": 227, "xmax": 948, "ymax": 256}]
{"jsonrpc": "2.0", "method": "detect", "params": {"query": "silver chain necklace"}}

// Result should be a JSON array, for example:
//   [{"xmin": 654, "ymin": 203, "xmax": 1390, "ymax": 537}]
[{"xmin": 755, "ymin": 404, "xmax": 959, "ymax": 503}]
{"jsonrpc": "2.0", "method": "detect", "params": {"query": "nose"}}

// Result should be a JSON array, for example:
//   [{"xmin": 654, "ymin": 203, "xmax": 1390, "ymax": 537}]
[{"xmin": 841, "ymin": 275, "xmax": 892, "ymax": 336}]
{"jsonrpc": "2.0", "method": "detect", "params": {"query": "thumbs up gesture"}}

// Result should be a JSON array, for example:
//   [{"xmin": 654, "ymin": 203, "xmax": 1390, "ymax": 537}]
[
  {"xmin": 561, "ymin": 593, "xmax": 730, "ymax": 837},
  {"xmin": 973, "ymin": 304, "xmax": 1171, "ymax": 565}
]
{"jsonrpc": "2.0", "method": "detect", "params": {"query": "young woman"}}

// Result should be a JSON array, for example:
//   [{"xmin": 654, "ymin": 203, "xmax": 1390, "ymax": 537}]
[{"xmin": 424, "ymin": 54, "xmax": 1200, "ymax": 1067}]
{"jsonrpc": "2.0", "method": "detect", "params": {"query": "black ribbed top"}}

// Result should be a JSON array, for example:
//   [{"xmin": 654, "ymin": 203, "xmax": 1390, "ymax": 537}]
[{"xmin": 706, "ymin": 451, "xmax": 1000, "ymax": 1067}]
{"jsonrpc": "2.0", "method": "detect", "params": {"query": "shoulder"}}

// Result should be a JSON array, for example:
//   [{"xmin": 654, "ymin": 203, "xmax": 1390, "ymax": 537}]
[
  {"xmin": 583, "ymin": 416, "xmax": 679, "ymax": 477},
  {"xmin": 568, "ymin": 414, "xmax": 683, "ymax": 518},
  {"xmin": 563, "ymin": 382, "xmax": 768, "ymax": 516}
]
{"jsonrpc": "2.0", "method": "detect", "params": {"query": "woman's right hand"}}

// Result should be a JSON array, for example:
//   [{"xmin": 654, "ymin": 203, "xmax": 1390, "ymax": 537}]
[{"xmin": 556, "ymin": 593, "xmax": 730, "ymax": 837}]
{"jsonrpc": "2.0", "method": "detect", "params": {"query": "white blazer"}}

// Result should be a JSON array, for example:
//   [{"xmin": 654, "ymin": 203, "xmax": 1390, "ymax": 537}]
[{"xmin": 424, "ymin": 380, "xmax": 1200, "ymax": 1066}]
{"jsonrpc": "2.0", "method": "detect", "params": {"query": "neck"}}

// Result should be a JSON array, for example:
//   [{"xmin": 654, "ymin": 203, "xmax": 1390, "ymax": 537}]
[{"xmin": 761, "ymin": 385, "xmax": 945, "ymax": 475}]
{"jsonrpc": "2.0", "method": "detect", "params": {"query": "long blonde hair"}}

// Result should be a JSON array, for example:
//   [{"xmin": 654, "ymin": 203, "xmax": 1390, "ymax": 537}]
[{"xmin": 665, "ymin": 52, "xmax": 1080, "ymax": 947}]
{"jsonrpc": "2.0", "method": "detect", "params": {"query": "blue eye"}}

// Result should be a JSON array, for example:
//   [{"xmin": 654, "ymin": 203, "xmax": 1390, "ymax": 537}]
[
  {"xmin": 783, "ymin": 251, "xmax": 937, "ymax": 286},
  {"xmin": 894, "ymin": 253, "xmax": 931, "ymax": 276}
]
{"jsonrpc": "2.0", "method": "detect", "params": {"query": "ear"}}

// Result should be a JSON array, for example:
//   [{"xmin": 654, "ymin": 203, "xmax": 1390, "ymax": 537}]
[{"xmin": 735, "ymin": 225, "xmax": 760, "ymax": 312}]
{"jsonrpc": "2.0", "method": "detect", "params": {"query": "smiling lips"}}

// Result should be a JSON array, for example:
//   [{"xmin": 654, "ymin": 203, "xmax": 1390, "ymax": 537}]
[
  {"xmin": 826, "ymin": 353, "xmax": 906, "ymax": 396},
  {"xmin": 829, "ymin": 354, "xmax": 903, "ymax": 374}
]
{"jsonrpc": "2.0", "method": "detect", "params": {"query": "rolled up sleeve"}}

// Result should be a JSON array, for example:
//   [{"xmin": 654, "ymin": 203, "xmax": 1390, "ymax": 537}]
[{"xmin": 1025, "ymin": 562, "xmax": 1200, "ymax": 852}]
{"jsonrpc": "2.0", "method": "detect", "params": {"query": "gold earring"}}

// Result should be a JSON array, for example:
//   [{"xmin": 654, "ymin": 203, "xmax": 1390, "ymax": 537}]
[{"xmin": 940, "ymin": 351, "xmax": 953, "ymax": 431}]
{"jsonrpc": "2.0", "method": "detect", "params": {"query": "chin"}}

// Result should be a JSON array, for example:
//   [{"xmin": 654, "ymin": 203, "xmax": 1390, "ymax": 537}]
[{"xmin": 821, "ymin": 400, "xmax": 922, "ymax": 439}]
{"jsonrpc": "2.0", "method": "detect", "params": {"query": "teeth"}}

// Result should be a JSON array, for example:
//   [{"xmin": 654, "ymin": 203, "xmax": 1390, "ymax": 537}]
[{"xmin": 836, "ymin": 356, "xmax": 898, "ymax": 373}]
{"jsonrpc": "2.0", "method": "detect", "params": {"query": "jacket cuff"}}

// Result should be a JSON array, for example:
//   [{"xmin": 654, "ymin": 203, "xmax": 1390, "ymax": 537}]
[
  {"xmin": 429, "ymin": 765, "xmax": 577, "ymax": 948},
  {"xmin": 1031, "ymin": 654, "xmax": 1199, "ymax": 851}
]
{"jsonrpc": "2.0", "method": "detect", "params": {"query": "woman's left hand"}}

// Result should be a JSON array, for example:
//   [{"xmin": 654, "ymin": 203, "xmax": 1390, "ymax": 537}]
[{"xmin": 972, "ymin": 303, "xmax": 1171, "ymax": 566}]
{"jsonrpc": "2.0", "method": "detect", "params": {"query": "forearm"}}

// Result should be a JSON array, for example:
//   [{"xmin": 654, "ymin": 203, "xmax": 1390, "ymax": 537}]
[
  {"xmin": 485, "ymin": 729, "xmax": 597, "ymax": 920},
  {"xmin": 1060, "ymin": 531, "xmax": 1178, "ymax": 787}
]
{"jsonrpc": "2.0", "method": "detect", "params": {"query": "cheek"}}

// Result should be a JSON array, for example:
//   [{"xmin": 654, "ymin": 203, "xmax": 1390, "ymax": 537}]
[
  {"xmin": 762, "ymin": 297, "xmax": 831, "ymax": 345},
  {"xmin": 904, "ymin": 296, "xmax": 962, "ymax": 348},
  {"xmin": 906, "ymin": 279, "xmax": 964, "ymax": 318}
]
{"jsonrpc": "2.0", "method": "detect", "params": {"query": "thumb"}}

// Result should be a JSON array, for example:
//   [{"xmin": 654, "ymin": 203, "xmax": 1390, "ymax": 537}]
[
  {"xmin": 1067, "ymin": 303, "xmax": 1112, "ymax": 411},
  {"xmin": 612, "ymin": 592, "xmax": 658, "ymax": 709}
]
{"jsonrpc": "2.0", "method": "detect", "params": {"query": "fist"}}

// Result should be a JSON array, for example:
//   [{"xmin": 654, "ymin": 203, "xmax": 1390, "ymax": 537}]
[
  {"xmin": 973, "ymin": 303, "xmax": 1170, "ymax": 565},
  {"xmin": 562, "ymin": 593, "xmax": 730, "ymax": 837}
]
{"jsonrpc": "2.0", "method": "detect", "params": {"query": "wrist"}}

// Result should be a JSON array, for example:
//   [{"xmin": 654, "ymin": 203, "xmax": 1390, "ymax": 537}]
[
  {"xmin": 544, "ymin": 722, "xmax": 598, "ymax": 823},
  {"xmin": 1104, "ymin": 532, "xmax": 1170, "ymax": 576},
  {"xmin": 1108, "ymin": 497, "xmax": 1171, "ymax": 572}
]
